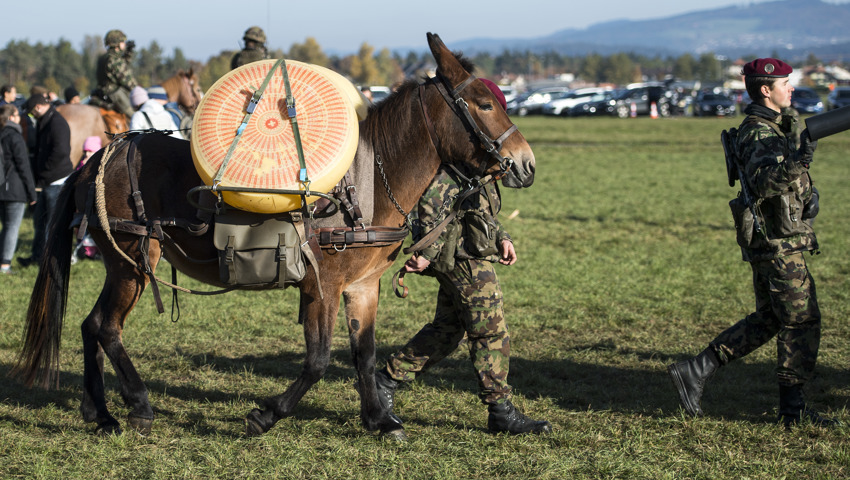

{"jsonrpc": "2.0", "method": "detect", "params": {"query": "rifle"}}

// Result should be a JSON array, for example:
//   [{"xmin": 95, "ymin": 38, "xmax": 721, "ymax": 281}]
[{"xmin": 722, "ymin": 128, "xmax": 761, "ymax": 235}]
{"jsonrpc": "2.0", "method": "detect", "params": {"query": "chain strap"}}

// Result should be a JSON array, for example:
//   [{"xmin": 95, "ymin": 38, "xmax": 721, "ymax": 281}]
[{"xmin": 375, "ymin": 154, "xmax": 411, "ymax": 225}]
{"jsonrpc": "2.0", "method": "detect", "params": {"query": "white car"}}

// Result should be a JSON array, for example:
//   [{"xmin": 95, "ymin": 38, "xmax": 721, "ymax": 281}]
[{"xmin": 542, "ymin": 88, "xmax": 611, "ymax": 116}]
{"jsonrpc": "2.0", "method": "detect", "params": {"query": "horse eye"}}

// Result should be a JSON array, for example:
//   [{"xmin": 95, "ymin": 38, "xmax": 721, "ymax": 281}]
[{"xmin": 480, "ymin": 103, "xmax": 494, "ymax": 111}]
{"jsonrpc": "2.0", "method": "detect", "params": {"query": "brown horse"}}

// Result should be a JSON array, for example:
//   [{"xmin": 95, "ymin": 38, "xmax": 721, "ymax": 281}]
[
  {"xmin": 13, "ymin": 33, "xmax": 536, "ymax": 438},
  {"xmin": 57, "ymin": 70, "xmax": 203, "ymax": 165},
  {"xmin": 160, "ymin": 68, "xmax": 202, "ymax": 115}
]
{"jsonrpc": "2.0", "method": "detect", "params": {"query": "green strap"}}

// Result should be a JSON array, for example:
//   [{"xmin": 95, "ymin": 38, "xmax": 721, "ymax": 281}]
[{"xmin": 213, "ymin": 58, "xmax": 310, "ymax": 191}]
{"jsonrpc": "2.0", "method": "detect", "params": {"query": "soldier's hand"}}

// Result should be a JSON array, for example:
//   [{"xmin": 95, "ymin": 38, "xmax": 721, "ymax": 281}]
[
  {"xmin": 799, "ymin": 129, "xmax": 817, "ymax": 167},
  {"xmin": 403, "ymin": 254, "xmax": 430, "ymax": 273},
  {"xmin": 498, "ymin": 240, "xmax": 517, "ymax": 265}
]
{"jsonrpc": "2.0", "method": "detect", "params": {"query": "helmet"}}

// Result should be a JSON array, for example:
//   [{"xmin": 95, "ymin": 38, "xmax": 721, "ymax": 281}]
[
  {"xmin": 243, "ymin": 26, "xmax": 266, "ymax": 44},
  {"xmin": 104, "ymin": 29, "xmax": 127, "ymax": 47}
]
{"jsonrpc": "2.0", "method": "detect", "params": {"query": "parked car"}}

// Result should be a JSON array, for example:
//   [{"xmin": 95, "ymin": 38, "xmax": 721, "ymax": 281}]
[
  {"xmin": 506, "ymin": 87, "xmax": 571, "ymax": 116},
  {"xmin": 367, "ymin": 86, "xmax": 391, "ymax": 104},
  {"xmin": 498, "ymin": 85, "xmax": 518, "ymax": 104},
  {"xmin": 694, "ymin": 91, "xmax": 737, "ymax": 117},
  {"xmin": 826, "ymin": 87, "xmax": 850, "ymax": 111},
  {"xmin": 610, "ymin": 83, "xmax": 671, "ymax": 118},
  {"xmin": 567, "ymin": 90, "xmax": 619, "ymax": 116},
  {"xmin": 790, "ymin": 87, "xmax": 823, "ymax": 114},
  {"xmin": 542, "ymin": 88, "xmax": 610, "ymax": 116}
]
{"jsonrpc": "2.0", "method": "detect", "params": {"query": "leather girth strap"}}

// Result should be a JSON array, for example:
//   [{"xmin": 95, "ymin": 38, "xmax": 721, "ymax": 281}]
[{"xmin": 314, "ymin": 168, "xmax": 408, "ymax": 250}]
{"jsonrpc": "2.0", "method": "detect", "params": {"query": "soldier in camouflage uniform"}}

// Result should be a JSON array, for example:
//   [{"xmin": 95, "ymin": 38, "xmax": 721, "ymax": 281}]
[
  {"xmin": 95, "ymin": 30, "xmax": 138, "ymax": 118},
  {"xmin": 372, "ymin": 81, "xmax": 550, "ymax": 436},
  {"xmin": 668, "ymin": 58, "xmax": 838, "ymax": 428},
  {"xmin": 231, "ymin": 26, "xmax": 269, "ymax": 70}
]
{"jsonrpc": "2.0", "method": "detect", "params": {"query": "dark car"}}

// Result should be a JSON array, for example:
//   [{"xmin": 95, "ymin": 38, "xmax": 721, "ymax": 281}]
[
  {"xmin": 610, "ymin": 84, "xmax": 671, "ymax": 118},
  {"xmin": 567, "ymin": 91, "xmax": 618, "ymax": 116},
  {"xmin": 694, "ymin": 91, "xmax": 737, "ymax": 117},
  {"xmin": 506, "ymin": 87, "xmax": 571, "ymax": 116},
  {"xmin": 826, "ymin": 87, "xmax": 850, "ymax": 111},
  {"xmin": 790, "ymin": 87, "xmax": 823, "ymax": 114}
]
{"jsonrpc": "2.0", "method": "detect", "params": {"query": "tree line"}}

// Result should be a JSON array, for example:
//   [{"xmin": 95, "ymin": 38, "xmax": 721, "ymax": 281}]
[{"xmin": 0, "ymin": 36, "xmax": 831, "ymax": 98}]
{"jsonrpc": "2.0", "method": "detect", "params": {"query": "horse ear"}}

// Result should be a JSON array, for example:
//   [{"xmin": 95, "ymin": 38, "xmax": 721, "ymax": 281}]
[{"xmin": 427, "ymin": 32, "xmax": 468, "ymax": 83}]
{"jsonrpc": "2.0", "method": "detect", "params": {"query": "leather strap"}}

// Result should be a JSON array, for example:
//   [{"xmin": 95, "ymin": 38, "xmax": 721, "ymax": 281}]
[
  {"xmin": 392, "ymin": 269, "xmax": 408, "ymax": 298},
  {"xmin": 315, "ymin": 225, "xmax": 408, "ymax": 248}
]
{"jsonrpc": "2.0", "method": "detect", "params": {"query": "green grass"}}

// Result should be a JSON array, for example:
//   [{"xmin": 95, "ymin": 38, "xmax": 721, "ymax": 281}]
[{"xmin": 2, "ymin": 115, "xmax": 850, "ymax": 479}]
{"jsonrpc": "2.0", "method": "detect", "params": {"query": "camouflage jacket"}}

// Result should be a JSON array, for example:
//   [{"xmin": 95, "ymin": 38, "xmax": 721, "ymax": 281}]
[
  {"xmin": 96, "ymin": 48, "xmax": 138, "ymax": 94},
  {"xmin": 231, "ymin": 46, "xmax": 269, "ymax": 70},
  {"xmin": 413, "ymin": 166, "xmax": 510, "ymax": 265},
  {"xmin": 735, "ymin": 103, "xmax": 817, "ymax": 261}
]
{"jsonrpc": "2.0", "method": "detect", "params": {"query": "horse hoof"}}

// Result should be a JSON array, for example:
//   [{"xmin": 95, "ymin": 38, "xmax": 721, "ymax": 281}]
[
  {"xmin": 245, "ymin": 409, "xmax": 269, "ymax": 437},
  {"xmin": 95, "ymin": 420, "xmax": 122, "ymax": 436},
  {"xmin": 382, "ymin": 428, "xmax": 407, "ymax": 442},
  {"xmin": 128, "ymin": 415, "xmax": 153, "ymax": 435}
]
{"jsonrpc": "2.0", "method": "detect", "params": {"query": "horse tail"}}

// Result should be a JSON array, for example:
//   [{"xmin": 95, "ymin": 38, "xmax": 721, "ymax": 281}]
[{"xmin": 11, "ymin": 178, "xmax": 78, "ymax": 389}]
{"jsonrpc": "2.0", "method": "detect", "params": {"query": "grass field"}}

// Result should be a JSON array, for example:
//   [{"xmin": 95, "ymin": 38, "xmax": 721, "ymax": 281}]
[{"xmin": 2, "ymin": 115, "xmax": 850, "ymax": 479}]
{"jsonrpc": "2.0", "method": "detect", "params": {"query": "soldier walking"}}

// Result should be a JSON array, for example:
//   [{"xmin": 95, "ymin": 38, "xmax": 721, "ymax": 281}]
[
  {"xmin": 373, "ymin": 80, "xmax": 552, "ymax": 437},
  {"xmin": 668, "ymin": 58, "xmax": 838, "ymax": 428}
]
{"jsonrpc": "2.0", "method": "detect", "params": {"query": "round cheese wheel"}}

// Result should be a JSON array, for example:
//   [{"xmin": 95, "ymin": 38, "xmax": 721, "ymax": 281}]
[
  {"xmin": 191, "ymin": 59, "xmax": 359, "ymax": 213},
  {"xmin": 308, "ymin": 63, "xmax": 370, "ymax": 121}
]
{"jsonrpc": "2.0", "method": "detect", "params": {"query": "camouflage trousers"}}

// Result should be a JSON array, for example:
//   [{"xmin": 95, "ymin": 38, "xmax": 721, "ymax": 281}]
[
  {"xmin": 386, "ymin": 259, "xmax": 511, "ymax": 405},
  {"xmin": 108, "ymin": 87, "xmax": 134, "ymax": 118},
  {"xmin": 711, "ymin": 252, "xmax": 821, "ymax": 386}
]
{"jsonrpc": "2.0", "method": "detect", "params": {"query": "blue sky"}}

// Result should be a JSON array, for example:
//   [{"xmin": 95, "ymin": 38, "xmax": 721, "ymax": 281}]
[{"xmin": 6, "ymin": 0, "xmax": 845, "ymax": 60}]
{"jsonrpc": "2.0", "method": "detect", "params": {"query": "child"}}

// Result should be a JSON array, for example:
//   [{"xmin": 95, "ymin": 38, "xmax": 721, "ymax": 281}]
[{"xmin": 74, "ymin": 136, "xmax": 102, "ymax": 261}]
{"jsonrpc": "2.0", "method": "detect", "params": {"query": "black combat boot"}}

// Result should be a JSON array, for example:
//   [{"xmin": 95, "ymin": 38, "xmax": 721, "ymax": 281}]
[
  {"xmin": 375, "ymin": 369, "xmax": 403, "ymax": 425},
  {"xmin": 667, "ymin": 347, "xmax": 720, "ymax": 417},
  {"xmin": 488, "ymin": 400, "xmax": 552, "ymax": 435},
  {"xmin": 778, "ymin": 384, "xmax": 841, "ymax": 429}
]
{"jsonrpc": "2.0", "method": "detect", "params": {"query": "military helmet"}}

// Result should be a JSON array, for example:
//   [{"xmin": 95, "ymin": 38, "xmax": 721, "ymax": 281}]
[
  {"xmin": 104, "ymin": 29, "xmax": 127, "ymax": 47},
  {"xmin": 243, "ymin": 26, "xmax": 266, "ymax": 44}
]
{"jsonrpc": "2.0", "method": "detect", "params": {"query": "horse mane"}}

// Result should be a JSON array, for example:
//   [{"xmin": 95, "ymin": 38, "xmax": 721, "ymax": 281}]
[
  {"xmin": 362, "ymin": 79, "xmax": 421, "ymax": 162},
  {"xmin": 361, "ymin": 50, "xmax": 474, "ymax": 162}
]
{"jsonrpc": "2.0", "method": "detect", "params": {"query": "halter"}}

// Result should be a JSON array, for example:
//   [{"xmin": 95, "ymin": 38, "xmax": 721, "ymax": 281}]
[{"xmin": 419, "ymin": 73, "xmax": 518, "ymax": 176}]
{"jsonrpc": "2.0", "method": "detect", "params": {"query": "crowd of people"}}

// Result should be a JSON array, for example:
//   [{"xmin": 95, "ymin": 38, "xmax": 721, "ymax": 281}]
[{"xmin": 0, "ymin": 25, "xmax": 271, "ymax": 274}]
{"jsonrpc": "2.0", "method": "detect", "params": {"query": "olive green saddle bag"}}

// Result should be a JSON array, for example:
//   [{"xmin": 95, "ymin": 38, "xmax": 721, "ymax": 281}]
[{"xmin": 213, "ymin": 210, "xmax": 306, "ymax": 288}]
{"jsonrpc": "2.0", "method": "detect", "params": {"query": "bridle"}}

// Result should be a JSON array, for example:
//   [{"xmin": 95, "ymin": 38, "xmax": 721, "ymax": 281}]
[
  {"xmin": 378, "ymin": 73, "xmax": 521, "ymax": 226},
  {"xmin": 418, "ymin": 72, "xmax": 518, "ymax": 176}
]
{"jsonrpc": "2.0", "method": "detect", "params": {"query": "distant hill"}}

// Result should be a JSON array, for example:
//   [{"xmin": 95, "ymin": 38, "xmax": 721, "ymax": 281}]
[{"xmin": 451, "ymin": 0, "xmax": 850, "ymax": 61}]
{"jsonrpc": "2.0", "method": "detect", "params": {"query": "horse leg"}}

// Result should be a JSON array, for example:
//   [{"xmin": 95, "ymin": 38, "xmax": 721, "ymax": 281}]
[
  {"xmin": 245, "ymin": 285, "xmax": 341, "ymax": 436},
  {"xmin": 80, "ymin": 238, "xmax": 159, "ymax": 435},
  {"xmin": 342, "ymin": 276, "xmax": 405, "ymax": 438}
]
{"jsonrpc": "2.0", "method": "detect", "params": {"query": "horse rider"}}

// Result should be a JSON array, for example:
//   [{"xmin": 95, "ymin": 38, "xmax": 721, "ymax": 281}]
[
  {"xmin": 95, "ymin": 29, "xmax": 139, "ymax": 119},
  {"xmin": 373, "ymin": 80, "xmax": 552, "ymax": 436},
  {"xmin": 231, "ymin": 26, "xmax": 269, "ymax": 70}
]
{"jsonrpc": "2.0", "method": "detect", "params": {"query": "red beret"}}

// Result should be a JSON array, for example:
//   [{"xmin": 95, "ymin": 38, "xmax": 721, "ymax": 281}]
[
  {"xmin": 479, "ymin": 78, "xmax": 507, "ymax": 111},
  {"xmin": 742, "ymin": 58, "xmax": 792, "ymax": 78}
]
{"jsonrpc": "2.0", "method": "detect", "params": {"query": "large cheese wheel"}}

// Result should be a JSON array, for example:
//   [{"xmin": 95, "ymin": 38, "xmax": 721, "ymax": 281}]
[
  {"xmin": 191, "ymin": 59, "xmax": 359, "ymax": 213},
  {"xmin": 308, "ymin": 64, "xmax": 370, "ymax": 121}
]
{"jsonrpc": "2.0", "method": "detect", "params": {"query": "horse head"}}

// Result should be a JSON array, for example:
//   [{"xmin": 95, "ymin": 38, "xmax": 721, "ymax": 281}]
[
  {"xmin": 172, "ymin": 69, "xmax": 203, "ymax": 115},
  {"xmin": 426, "ymin": 32, "xmax": 535, "ymax": 188}
]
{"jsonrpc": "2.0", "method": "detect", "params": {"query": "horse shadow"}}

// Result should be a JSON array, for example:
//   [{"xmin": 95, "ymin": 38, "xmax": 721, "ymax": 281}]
[{"xmin": 3, "ymin": 340, "xmax": 848, "ymax": 436}]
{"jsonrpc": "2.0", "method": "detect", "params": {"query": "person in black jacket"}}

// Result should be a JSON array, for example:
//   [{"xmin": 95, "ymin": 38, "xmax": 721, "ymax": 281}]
[
  {"xmin": 0, "ymin": 105, "xmax": 36, "ymax": 274},
  {"xmin": 17, "ymin": 94, "xmax": 72, "ymax": 267}
]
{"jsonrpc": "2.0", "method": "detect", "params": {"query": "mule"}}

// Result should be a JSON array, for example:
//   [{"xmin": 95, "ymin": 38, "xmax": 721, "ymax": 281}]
[
  {"xmin": 13, "ymin": 33, "xmax": 536, "ymax": 438},
  {"xmin": 57, "ymin": 70, "xmax": 203, "ymax": 166}
]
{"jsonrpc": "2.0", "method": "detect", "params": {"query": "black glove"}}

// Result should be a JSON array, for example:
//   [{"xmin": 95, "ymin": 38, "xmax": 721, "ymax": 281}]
[
  {"xmin": 802, "ymin": 186, "xmax": 819, "ymax": 220},
  {"xmin": 798, "ymin": 129, "xmax": 817, "ymax": 167}
]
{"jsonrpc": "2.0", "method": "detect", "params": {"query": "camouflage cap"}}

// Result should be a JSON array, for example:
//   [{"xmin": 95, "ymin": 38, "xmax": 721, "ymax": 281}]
[
  {"xmin": 243, "ymin": 26, "xmax": 266, "ymax": 44},
  {"xmin": 742, "ymin": 58, "xmax": 792, "ymax": 78},
  {"xmin": 104, "ymin": 29, "xmax": 127, "ymax": 47}
]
